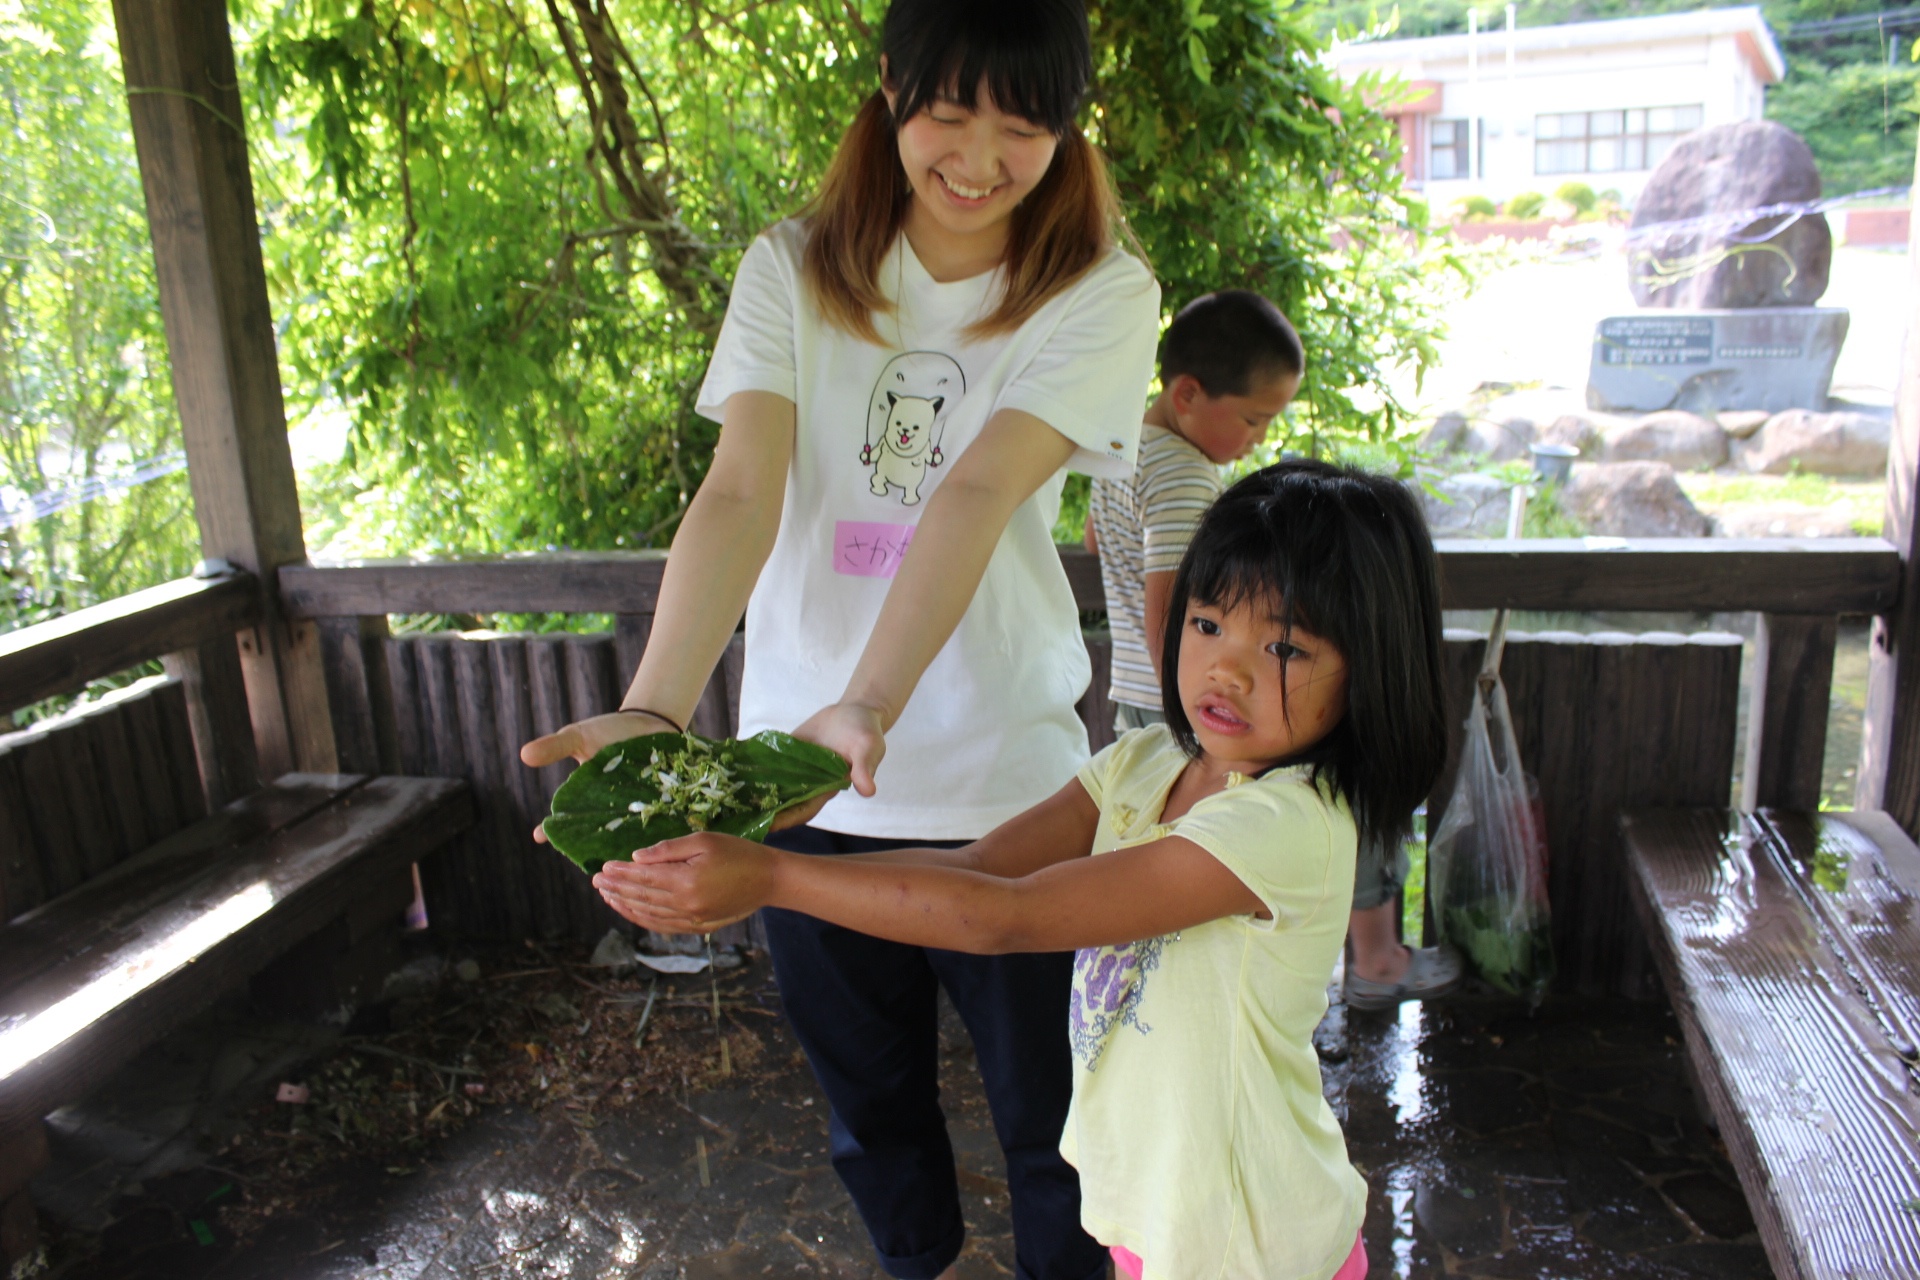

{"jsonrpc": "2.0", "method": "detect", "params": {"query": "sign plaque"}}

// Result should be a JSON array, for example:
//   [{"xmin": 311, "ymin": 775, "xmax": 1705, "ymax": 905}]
[{"xmin": 1587, "ymin": 307, "xmax": 1848, "ymax": 414}]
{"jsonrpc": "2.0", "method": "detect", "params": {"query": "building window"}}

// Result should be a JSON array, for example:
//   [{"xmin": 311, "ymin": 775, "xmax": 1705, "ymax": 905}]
[
  {"xmin": 1430, "ymin": 118, "xmax": 1482, "ymax": 180},
  {"xmin": 1535, "ymin": 105, "xmax": 1704, "ymax": 175}
]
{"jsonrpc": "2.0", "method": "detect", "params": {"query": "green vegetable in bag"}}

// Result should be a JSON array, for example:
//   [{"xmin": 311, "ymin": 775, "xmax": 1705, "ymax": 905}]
[{"xmin": 543, "ymin": 731, "xmax": 852, "ymax": 874}]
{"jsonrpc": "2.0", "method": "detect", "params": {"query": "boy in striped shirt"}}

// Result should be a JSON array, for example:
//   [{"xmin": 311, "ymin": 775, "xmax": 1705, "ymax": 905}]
[{"xmin": 1085, "ymin": 290, "xmax": 1463, "ymax": 1012}]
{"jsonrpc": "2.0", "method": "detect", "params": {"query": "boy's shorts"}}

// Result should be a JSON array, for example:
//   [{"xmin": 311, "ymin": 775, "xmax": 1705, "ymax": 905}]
[{"xmin": 1111, "ymin": 703, "xmax": 1407, "ymax": 912}]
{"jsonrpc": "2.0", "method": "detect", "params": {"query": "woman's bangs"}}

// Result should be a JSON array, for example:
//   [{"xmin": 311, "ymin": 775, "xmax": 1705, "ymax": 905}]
[{"xmin": 892, "ymin": 17, "xmax": 1083, "ymax": 133}]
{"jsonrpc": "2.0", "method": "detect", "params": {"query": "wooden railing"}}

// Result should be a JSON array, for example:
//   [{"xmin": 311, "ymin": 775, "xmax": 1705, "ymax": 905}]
[{"xmin": 0, "ymin": 537, "xmax": 1904, "ymax": 990}]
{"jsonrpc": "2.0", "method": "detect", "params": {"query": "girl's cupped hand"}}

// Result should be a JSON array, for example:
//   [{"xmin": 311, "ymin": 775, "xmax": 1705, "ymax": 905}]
[
  {"xmin": 593, "ymin": 833, "xmax": 773, "ymax": 935},
  {"xmin": 793, "ymin": 701, "xmax": 886, "ymax": 797}
]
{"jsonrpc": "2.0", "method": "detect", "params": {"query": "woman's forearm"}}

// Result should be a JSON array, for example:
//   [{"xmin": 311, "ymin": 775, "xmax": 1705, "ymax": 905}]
[
  {"xmin": 841, "ymin": 408, "xmax": 1075, "ymax": 726},
  {"xmin": 622, "ymin": 392, "xmax": 793, "ymax": 726}
]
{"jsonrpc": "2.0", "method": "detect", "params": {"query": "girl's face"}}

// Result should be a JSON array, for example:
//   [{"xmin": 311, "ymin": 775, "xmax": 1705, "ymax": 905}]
[
  {"xmin": 1177, "ymin": 596, "xmax": 1349, "ymax": 773},
  {"xmin": 884, "ymin": 74, "xmax": 1060, "ymax": 242}
]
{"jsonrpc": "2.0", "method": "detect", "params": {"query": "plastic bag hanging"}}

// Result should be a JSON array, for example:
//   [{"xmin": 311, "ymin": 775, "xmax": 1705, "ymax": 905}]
[
  {"xmin": 1428, "ymin": 675, "xmax": 1556, "ymax": 1006},
  {"xmin": 1427, "ymin": 483, "xmax": 1555, "ymax": 1006}
]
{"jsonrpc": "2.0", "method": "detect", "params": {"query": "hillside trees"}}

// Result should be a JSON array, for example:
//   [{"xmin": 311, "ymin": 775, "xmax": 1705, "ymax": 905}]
[{"xmin": 0, "ymin": 0, "xmax": 197, "ymax": 638}]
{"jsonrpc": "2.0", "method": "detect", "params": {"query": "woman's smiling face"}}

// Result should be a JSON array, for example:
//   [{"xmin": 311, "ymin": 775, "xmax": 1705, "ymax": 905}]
[
  {"xmin": 1177, "ymin": 597, "xmax": 1349, "ymax": 774},
  {"xmin": 884, "ymin": 73, "xmax": 1060, "ymax": 242}
]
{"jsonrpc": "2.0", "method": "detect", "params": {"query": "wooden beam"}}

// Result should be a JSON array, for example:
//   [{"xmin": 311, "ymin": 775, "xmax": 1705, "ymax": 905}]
[
  {"xmin": 1743, "ymin": 614, "xmax": 1838, "ymax": 812},
  {"xmin": 281, "ymin": 538, "xmax": 1901, "ymax": 620},
  {"xmin": 1858, "ymin": 141, "xmax": 1920, "ymax": 832},
  {"xmin": 1434, "ymin": 537, "xmax": 1898, "ymax": 613},
  {"xmin": 281, "ymin": 551, "xmax": 671, "ymax": 617},
  {"xmin": 0, "ymin": 571, "xmax": 259, "ymax": 717},
  {"xmin": 111, "ymin": 0, "xmax": 335, "ymax": 776}
]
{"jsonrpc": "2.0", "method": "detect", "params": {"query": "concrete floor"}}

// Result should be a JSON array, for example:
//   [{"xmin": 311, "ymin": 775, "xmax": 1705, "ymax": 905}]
[{"xmin": 32, "ymin": 959, "xmax": 1769, "ymax": 1280}]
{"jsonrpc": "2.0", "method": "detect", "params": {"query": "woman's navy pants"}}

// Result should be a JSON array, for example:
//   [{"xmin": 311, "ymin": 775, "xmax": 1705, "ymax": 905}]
[{"xmin": 762, "ymin": 825, "xmax": 1109, "ymax": 1280}]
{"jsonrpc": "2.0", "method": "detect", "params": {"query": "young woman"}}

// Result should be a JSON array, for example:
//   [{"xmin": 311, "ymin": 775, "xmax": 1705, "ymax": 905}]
[
  {"xmin": 520, "ymin": 3, "xmax": 1158, "ymax": 1277},
  {"xmin": 594, "ymin": 461, "xmax": 1452, "ymax": 1280}
]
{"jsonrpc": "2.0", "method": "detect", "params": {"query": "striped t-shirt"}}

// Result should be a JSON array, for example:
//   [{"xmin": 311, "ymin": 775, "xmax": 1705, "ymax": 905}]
[{"xmin": 1088, "ymin": 424, "xmax": 1223, "ymax": 710}]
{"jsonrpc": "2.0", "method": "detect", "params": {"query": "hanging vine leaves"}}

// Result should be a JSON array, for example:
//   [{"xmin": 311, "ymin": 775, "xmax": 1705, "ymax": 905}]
[{"xmin": 234, "ymin": 0, "xmax": 1458, "ymax": 561}]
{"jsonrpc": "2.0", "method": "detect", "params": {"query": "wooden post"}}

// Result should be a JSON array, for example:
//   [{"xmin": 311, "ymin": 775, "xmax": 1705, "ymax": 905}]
[
  {"xmin": 1858, "ymin": 140, "xmax": 1920, "ymax": 831},
  {"xmin": 1743, "ymin": 613, "xmax": 1838, "ymax": 812},
  {"xmin": 111, "ymin": 0, "xmax": 335, "ymax": 777}
]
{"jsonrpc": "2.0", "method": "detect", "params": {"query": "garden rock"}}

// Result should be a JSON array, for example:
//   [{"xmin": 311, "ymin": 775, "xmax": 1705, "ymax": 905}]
[
  {"xmin": 1601, "ymin": 411, "xmax": 1728, "ymax": 471},
  {"xmin": 1714, "ymin": 506, "xmax": 1863, "ymax": 539},
  {"xmin": 1415, "ymin": 473, "xmax": 1513, "ymax": 537},
  {"xmin": 1564, "ymin": 462, "xmax": 1712, "ymax": 537},
  {"xmin": 1420, "ymin": 411, "xmax": 1468, "ymax": 453},
  {"xmin": 1459, "ymin": 414, "xmax": 1536, "ymax": 462},
  {"xmin": 1628, "ymin": 121, "xmax": 1831, "ymax": 309},
  {"xmin": 1742, "ymin": 409, "xmax": 1889, "ymax": 477},
  {"xmin": 1715, "ymin": 410, "xmax": 1769, "ymax": 439},
  {"xmin": 1538, "ymin": 414, "xmax": 1602, "ymax": 456}
]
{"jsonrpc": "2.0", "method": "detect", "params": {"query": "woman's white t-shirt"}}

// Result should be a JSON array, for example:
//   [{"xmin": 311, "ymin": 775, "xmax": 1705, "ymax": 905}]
[{"xmin": 695, "ymin": 219, "xmax": 1161, "ymax": 838}]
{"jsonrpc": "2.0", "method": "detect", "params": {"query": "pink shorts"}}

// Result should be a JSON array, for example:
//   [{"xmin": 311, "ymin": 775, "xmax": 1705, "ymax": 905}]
[{"xmin": 1110, "ymin": 1230, "xmax": 1367, "ymax": 1280}]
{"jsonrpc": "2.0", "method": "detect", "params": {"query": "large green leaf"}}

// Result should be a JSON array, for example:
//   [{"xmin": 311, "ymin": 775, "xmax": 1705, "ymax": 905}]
[{"xmin": 543, "ymin": 730, "xmax": 851, "ymax": 875}]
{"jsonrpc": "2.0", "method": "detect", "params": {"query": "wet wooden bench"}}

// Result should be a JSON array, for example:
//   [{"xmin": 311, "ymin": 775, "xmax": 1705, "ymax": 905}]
[
  {"xmin": 0, "ymin": 772, "xmax": 472, "ymax": 1246},
  {"xmin": 1623, "ymin": 808, "xmax": 1920, "ymax": 1280}
]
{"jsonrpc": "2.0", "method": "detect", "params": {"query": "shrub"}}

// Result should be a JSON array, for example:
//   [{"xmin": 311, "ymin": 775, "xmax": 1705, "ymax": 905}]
[
  {"xmin": 1554, "ymin": 181, "xmax": 1598, "ymax": 214},
  {"xmin": 1457, "ymin": 194, "xmax": 1499, "ymax": 220},
  {"xmin": 1505, "ymin": 190, "xmax": 1548, "ymax": 219}
]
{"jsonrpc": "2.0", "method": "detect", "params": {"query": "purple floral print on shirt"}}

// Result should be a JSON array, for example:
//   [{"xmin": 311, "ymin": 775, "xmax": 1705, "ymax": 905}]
[{"xmin": 1069, "ymin": 935, "xmax": 1166, "ymax": 1069}]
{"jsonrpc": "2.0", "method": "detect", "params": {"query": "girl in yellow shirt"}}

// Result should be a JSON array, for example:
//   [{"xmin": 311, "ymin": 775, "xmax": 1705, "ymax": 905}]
[{"xmin": 595, "ymin": 459, "xmax": 1449, "ymax": 1280}]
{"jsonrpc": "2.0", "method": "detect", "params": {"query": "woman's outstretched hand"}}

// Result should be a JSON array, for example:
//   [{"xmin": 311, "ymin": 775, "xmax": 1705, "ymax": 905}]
[
  {"xmin": 594, "ymin": 833, "xmax": 774, "ymax": 934},
  {"xmin": 519, "ymin": 710, "xmax": 678, "ymax": 842},
  {"xmin": 793, "ymin": 701, "xmax": 886, "ymax": 799}
]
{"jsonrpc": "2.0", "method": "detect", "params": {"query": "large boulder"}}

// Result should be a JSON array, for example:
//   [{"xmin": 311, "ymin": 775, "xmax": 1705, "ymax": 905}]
[
  {"xmin": 1741, "ymin": 409, "xmax": 1889, "ymax": 476},
  {"xmin": 1600, "ymin": 411, "xmax": 1729, "ymax": 470},
  {"xmin": 1716, "ymin": 410, "xmax": 1770, "ymax": 439},
  {"xmin": 1539, "ymin": 413, "xmax": 1603, "ymax": 456},
  {"xmin": 1564, "ymin": 462, "xmax": 1712, "ymax": 537},
  {"xmin": 1628, "ymin": 122, "xmax": 1831, "ymax": 309},
  {"xmin": 1415, "ymin": 473, "xmax": 1514, "ymax": 537}
]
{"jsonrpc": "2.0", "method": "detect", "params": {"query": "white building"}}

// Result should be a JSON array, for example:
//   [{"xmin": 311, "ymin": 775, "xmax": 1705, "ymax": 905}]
[{"xmin": 1330, "ymin": 7, "xmax": 1785, "ymax": 207}]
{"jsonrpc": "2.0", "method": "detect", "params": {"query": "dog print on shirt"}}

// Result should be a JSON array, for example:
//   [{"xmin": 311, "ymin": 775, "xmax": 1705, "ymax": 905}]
[{"xmin": 862, "ymin": 352, "xmax": 965, "ymax": 506}]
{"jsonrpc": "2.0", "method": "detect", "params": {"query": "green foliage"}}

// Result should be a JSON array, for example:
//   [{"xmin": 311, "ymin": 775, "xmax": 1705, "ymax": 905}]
[
  {"xmin": 1505, "ymin": 190, "xmax": 1548, "ymax": 219},
  {"xmin": 1553, "ymin": 181, "xmax": 1598, "ymax": 214},
  {"xmin": 1091, "ymin": 0, "xmax": 1463, "ymax": 462},
  {"xmin": 235, "ymin": 0, "xmax": 1458, "ymax": 555},
  {"xmin": 1765, "ymin": 61, "xmax": 1920, "ymax": 195},
  {"xmin": 1456, "ymin": 193, "xmax": 1498, "ymax": 219},
  {"xmin": 0, "ymin": 0, "xmax": 198, "ymax": 648},
  {"xmin": 544, "ymin": 730, "xmax": 851, "ymax": 873}
]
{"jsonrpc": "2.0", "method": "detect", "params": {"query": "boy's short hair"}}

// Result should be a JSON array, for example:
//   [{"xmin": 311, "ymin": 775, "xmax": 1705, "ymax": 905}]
[{"xmin": 1160, "ymin": 290, "xmax": 1304, "ymax": 397}]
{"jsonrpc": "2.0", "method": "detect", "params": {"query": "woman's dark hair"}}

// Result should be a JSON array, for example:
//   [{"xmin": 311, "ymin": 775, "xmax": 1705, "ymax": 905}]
[
  {"xmin": 1161, "ymin": 291, "xmax": 1306, "ymax": 397},
  {"xmin": 1160, "ymin": 460, "xmax": 1448, "ymax": 851},
  {"xmin": 803, "ymin": 0, "xmax": 1126, "ymax": 343}
]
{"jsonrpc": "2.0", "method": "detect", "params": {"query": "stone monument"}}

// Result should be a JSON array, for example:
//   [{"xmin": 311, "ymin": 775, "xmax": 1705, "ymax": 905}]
[{"xmin": 1588, "ymin": 121, "xmax": 1848, "ymax": 415}]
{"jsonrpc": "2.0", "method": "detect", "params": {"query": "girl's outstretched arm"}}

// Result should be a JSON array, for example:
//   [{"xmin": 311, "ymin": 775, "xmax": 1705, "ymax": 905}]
[
  {"xmin": 798, "ymin": 407, "xmax": 1077, "ymax": 795},
  {"xmin": 592, "ymin": 798, "xmax": 1266, "ymax": 954}
]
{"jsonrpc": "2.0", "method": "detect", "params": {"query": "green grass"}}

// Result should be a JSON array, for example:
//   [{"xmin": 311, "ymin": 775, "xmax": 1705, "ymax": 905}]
[{"xmin": 1677, "ymin": 472, "xmax": 1885, "ymax": 535}]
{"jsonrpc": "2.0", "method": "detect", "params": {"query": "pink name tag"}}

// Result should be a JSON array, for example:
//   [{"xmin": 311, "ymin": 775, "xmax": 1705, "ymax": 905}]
[{"xmin": 834, "ymin": 520, "xmax": 916, "ymax": 578}]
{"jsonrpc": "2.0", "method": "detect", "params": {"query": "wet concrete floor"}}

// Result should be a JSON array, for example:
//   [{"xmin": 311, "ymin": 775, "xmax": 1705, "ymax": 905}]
[{"xmin": 35, "ymin": 961, "xmax": 1769, "ymax": 1280}]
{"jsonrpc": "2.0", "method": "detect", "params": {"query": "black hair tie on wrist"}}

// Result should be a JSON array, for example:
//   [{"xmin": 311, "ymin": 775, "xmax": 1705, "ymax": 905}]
[{"xmin": 617, "ymin": 707, "xmax": 686, "ymax": 734}]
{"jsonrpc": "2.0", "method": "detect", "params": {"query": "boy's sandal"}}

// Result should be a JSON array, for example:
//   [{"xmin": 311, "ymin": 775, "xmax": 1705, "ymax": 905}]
[{"xmin": 1341, "ymin": 945, "xmax": 1465, "ymax": 1012}]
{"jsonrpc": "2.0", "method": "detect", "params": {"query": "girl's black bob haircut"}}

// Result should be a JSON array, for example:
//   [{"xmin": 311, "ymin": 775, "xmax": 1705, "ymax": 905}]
[
  {"xmin": 1161, "ymin": 459, "xmax": 1449, "ymax": 852},
  {"xmin": 881, "ymin": 0, "xmax": 1092, "ymax": 136}
]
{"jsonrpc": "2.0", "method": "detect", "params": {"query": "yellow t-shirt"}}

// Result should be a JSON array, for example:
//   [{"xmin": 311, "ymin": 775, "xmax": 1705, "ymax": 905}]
[{"xmin": 1062, "ymin": 725, "xmax": 1366, "ymax": 1280}]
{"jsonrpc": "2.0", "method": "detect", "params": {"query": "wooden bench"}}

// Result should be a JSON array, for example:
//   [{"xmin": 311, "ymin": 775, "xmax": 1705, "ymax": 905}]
[
  {"xmin": 1623, "ymin": 807, "xmax": 1920, "ymax": 1280},
  {"xmin": 0, "ymin": 771, "xmax": 472, "ymax": 1252}
]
